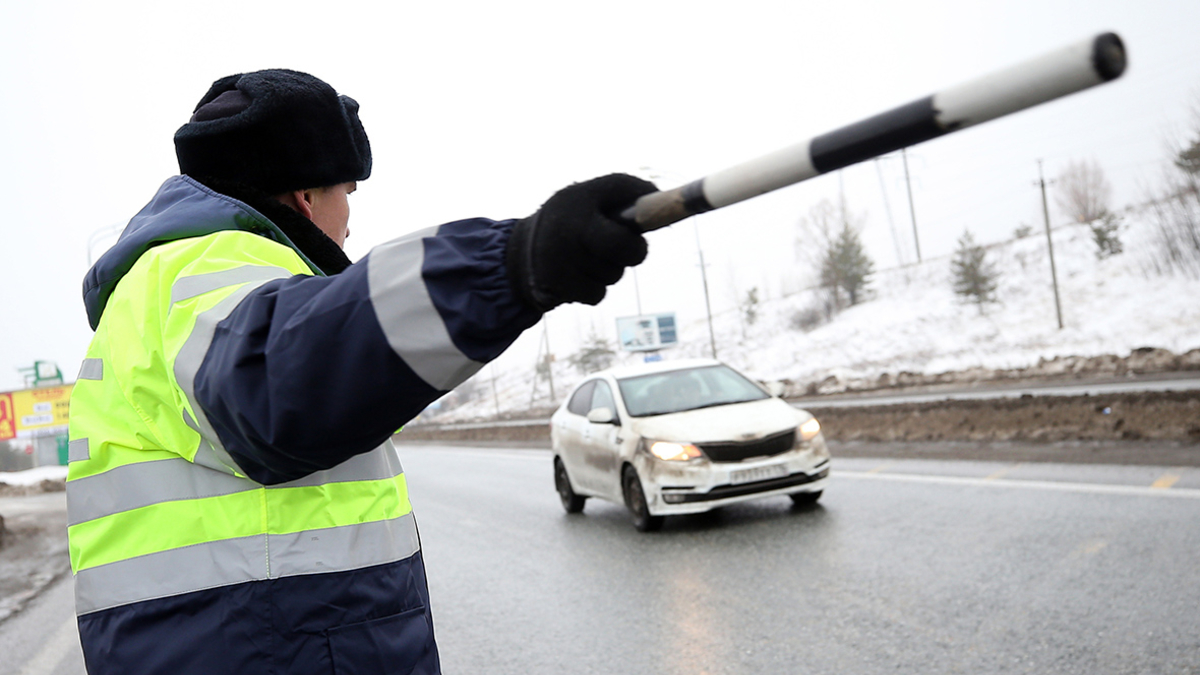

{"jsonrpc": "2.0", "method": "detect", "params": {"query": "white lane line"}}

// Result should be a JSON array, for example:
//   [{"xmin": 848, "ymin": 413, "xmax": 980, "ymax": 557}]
[
  {"xmin": 18, "ymin": 615, "xmax": 80, "ymax": 675},
  {"xmin": 834, "ymin": 470, "xmax": 1200, "ymax": 499}
]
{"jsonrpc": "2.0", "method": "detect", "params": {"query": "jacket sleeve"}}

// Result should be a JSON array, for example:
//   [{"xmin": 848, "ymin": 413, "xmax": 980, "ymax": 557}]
[{"xmin": 183, "ymin": 218, "xmax": 542, "ymax": 484}]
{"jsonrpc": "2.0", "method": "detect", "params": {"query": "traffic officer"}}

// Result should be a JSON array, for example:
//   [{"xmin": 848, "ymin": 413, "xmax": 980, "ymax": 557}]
[{"xmin": 66, "ymin": 68, "xmax": 654, "ymax": 674}]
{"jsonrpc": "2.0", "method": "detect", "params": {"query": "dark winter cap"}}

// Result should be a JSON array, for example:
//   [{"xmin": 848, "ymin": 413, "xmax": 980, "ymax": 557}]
[{"xmin": 174, "ymin": 69, "xmax": 371, "ymax": 194}]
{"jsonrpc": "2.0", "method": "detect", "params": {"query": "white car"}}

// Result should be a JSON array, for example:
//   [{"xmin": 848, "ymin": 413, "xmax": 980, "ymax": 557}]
[{"xmin": 550, "ymin": 358, "xmax": 830, "ymax": 531}]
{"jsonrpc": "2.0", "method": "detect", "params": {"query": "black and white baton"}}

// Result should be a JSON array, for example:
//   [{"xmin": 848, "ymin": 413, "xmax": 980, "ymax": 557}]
[{"xmin": 622, "ymin": 32, "xmax": 1126, "ymax": 232}]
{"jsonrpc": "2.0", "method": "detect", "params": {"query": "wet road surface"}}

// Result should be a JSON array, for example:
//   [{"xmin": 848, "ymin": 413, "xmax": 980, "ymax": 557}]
[{"xmin": 3, "ymin": 446, "xmax": 1198, "ymax": 674}]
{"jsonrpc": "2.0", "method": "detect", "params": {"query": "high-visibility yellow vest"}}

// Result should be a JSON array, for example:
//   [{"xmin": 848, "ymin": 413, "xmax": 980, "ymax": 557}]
[{"xmin": 67, "ymin": 229, "xmax": 419, "ymax": 616}]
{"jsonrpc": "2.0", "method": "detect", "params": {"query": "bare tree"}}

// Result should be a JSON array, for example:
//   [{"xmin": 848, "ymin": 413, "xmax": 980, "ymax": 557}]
[{"xmin": 1055, "ymin": 158, "xmax": 1112, "ymax": 223}]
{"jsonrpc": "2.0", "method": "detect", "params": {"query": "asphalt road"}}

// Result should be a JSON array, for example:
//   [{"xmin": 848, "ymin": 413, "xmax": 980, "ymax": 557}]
[{"xmin": 3, "ymin": 446, "xmax": 1199, "ymax": 674}]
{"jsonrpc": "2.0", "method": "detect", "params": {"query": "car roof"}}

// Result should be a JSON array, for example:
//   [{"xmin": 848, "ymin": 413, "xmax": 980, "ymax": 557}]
[{"xmin": 602, "ymin": 357, "xmax": 726, "ymax": 380}]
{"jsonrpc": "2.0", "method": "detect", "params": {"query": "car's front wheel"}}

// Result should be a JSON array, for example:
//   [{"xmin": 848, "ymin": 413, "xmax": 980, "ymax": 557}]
[
  {"xmin": 554, "ymin": 456, "xmax": 587, "ymax": 514},
  {"xmin": 789, "ymin": 490, "xmax": 823, "ymax": 507},
  {"xmin": 622, "ymin": 466, "xmax": 664, "ymax": 532}
]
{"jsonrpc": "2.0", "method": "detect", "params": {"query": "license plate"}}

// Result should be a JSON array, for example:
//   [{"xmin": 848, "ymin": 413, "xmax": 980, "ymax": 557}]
[{"xmin": 730, "ymin": 463, "xmax": 788, "ymax": 485}]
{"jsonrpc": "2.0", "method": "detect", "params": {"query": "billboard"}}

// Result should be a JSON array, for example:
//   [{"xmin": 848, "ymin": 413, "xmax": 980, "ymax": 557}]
[
  {"xmin": 0, "ymin": 384, "xmax": 73, "ymax": 441},
  {"xmin": 616, "ymin": 313, "xmax": 678, "ymax": 352},
  {"xmin": 0, "ymin": 393, "xmax": 14, "ymax": 441}
]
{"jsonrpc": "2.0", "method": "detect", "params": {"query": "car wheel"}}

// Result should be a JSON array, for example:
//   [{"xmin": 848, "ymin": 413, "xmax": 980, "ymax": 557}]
[
  {"xmin": 622, "ymin": 466, "xmax": 664, "ymax": 532},
  {"xmin": 554, "ymin": 457, "xmax": 587, "ymax": 514},
  {"xmin": 789, "ymin": 490, "xmax": 823, "ymax": 507}
]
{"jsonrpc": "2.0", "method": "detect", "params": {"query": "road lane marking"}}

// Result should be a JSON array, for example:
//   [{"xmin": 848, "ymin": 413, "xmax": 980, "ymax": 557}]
[
  {"xmin": 984, "ymin": 463, "xmax": 1023, "ymax": 481},
  {"xmin": 1150, "ymin": 473, "xmax": 1181, "ymax": 489},
  {"xmin": 865, "ymin": 462, "xmax": 892, "ymax": 474},
  {"xmin": 18, "ymin": 615, "xmax": 79, "ymax": 675},
  {"xmin": 833, "ymin": 470, "xmax": 1200, "ymax": 499}
]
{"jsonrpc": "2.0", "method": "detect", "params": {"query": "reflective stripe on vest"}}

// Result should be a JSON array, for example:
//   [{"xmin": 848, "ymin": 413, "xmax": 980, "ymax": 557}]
[
  {"xmin": 74, "ymin": 497, "xmax": 419, "ymax": 615},
  {"xmin": 171, "ymin": 266, "xmax": 292, "ymax": 474},
  {"xmin": 69, "ymin": 441, "xmax": 416, "ymax": 614}
]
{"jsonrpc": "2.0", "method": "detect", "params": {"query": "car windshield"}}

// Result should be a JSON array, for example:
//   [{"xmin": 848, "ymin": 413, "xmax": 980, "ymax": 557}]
[{"xmin": 617, "ymin": 364, "xmax": 770, "ymax": 417}]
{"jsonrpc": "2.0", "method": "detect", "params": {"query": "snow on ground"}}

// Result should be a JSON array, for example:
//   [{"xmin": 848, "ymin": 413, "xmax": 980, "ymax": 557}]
[
  {"xmin": 0, "ymin": 465, "xmax": 68, "ymax": 485},
  {"xmin": 427, "ymin": 210, "xmax": 1200, "ymax": 422}
]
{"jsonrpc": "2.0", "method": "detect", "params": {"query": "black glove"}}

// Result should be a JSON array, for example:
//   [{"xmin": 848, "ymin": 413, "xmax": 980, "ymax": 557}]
[{"xmin": 507, "ymin": 174, "xmax": 658, "ymax": 311}]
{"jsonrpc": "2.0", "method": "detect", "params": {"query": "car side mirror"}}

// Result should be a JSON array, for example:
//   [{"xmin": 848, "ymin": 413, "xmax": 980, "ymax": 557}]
[{"xmin": 586, "ymin": 407, "xmax": 618, "ymax": 424}]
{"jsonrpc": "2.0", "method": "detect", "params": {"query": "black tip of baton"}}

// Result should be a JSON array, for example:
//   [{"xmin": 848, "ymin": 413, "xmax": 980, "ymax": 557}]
[{"xmin": 1092, "ymin": 33, "xmax": 1126, "ymax": 82}]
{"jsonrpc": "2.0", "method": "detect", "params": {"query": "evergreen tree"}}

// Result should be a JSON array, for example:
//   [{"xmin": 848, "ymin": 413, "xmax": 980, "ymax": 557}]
[
  {"xmin": 568, "ymin": 332, "xmax": 616, "ymax": 374},
  {"xmin": 1175, "ymin": 134, "xmax": 1200, "ymax": 176},
  {"xmin": 1090, "ymin": 212, "xmax": 1124, "ymax": 259},
  {"xmin": 820, "ymin": 223, "xmax": 874, "ymax": 307},
  {"xmin": 741, "ymin": 287, "xmax": 760, "ymax": 327},
  {"xmin": 951, "ymin": 230, "xmax": 999, "ymax": 310}
]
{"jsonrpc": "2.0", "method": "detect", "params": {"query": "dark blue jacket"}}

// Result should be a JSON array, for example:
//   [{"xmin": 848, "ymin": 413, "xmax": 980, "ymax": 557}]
[{"xmin": 72, "ymin": 176, "xmax": 541, "ymax": 675}]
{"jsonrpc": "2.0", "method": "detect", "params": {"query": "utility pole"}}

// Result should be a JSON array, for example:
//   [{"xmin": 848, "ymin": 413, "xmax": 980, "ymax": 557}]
[
  {"xmin": 543, "ymin": 321, "xmax": 555, "ymax": 402},
  {"xmin": 901, "ymin": 148, "xmax": 922, "ymax": 263},
  {"xmin": 1036, "ymin": 160, "xmax": 1065, "ymax": 330},
  {"xmin": 874, "ymin": 157, "xmax": 905, "ymax": 266},
  {"xmin": 694, "ymin": 223, "xmax": 718, "ymax": 359},
  {"xmin": 489, "ymin": 364, "xmax": 502, "ymax": 420},
  {"xmin": 528, "ymin": 319, "xmax": 556, "ymax": 407}
]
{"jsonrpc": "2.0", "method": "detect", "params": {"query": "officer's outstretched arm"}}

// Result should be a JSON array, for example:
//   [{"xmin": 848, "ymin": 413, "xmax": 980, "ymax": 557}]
[{"xmin": 189, "ymin": 175, "xmax": 652, "ymax": 484}]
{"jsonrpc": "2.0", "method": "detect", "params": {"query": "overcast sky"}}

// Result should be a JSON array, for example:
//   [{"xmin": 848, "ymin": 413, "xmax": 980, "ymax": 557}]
[{"xmin": 1, "ymin": 0, "xmax": 1198, "ymax": 392}]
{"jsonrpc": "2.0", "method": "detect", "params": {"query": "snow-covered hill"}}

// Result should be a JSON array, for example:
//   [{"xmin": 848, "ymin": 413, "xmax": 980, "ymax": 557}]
[{"xmin": 427, "ymin": 210, "xmax": 1200, "ymax": 423}]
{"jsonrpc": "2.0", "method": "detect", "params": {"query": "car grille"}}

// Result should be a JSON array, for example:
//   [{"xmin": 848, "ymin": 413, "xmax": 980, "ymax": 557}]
[{"xmin": 697, "ymin": 429, "xmax": 795, "ymax": 463}]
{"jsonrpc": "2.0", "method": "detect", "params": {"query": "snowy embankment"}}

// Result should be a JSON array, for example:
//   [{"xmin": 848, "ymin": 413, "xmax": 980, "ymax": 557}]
[
  {"xmin": 0, "ymin": 465, "xmax": 68, "ymax": 486},
  {"xmin": 431, "ymin": 213, "xmax": 1200, "ymax": 422}
]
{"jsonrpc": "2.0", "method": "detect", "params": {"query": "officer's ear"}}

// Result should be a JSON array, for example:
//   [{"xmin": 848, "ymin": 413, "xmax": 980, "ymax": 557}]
[{"xmin": 274, "ymin": 189, "xmax": 318, "ymax": 221}]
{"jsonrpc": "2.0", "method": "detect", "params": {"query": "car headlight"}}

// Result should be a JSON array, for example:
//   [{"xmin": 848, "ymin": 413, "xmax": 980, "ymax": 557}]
[
  {"xmin": 798, "ymin": 417, "xmax": 821, "ymax": 442},
  {"xmin": 647, "ymin": 441, "xmax": 702, "ymax": 461}
]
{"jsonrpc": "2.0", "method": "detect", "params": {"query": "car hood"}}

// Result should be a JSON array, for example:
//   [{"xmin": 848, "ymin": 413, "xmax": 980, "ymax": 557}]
[{"xmin": 626, "ymin": 397, "xmax": 803, "ymax": 444}]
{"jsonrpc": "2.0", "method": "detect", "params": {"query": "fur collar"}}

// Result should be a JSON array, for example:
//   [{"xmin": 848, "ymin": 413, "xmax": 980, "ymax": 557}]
[{"xmin": 189, "ymin": 175, "xmax": 352, "ymax": 275}]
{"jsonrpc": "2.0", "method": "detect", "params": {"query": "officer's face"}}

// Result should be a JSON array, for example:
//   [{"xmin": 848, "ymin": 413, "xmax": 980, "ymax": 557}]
[{"xmin": 310, "ymin": 182, "xmax": 356, "ymax": 249}]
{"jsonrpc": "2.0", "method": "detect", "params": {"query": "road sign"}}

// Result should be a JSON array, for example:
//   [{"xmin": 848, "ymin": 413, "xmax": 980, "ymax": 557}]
[{"xmin": 617, "ymin": 313, "xmax": 678, "ymax": 352}]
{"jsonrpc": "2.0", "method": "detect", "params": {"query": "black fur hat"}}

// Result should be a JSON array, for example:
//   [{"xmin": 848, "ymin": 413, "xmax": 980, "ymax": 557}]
[{"xmin": 174, "ymin": 69, "xmax": 371, "ymax": 194}]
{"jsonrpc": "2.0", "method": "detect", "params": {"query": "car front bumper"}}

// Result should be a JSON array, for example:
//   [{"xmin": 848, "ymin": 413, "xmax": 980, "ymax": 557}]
[{"xmin": 638, "ymin": 445, "xmax": 831, "ymax": 516}]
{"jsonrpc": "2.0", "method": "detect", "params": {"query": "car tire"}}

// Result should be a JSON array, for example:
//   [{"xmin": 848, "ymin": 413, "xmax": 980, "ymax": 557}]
[
  {"xmin": 789, "ymin": 490, "xmax": 823, "ymax": 507},
  {"xmin": 554, "ymin": 457, "xmax": 587, "ymax": 514},
  {"xmin": 622, "ymin": 466, "xmax": 664, "ymax": 532}
]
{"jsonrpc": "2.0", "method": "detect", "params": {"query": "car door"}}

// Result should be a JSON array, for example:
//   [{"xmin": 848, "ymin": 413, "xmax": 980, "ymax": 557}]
[
  {"xmin": 557, "ymin": 380, "xmax": 596, "ymax": 493},
  {"xmin": 580, "ymin": 379, "xmax": 623, "ymax": 499}
]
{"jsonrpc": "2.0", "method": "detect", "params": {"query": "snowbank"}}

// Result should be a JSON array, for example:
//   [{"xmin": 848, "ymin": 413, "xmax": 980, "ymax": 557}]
[{"xmin": 0, "ymin": 465, "xmax": 69, "ymax": 486}]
